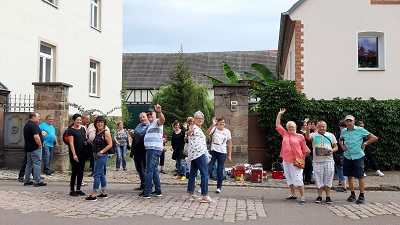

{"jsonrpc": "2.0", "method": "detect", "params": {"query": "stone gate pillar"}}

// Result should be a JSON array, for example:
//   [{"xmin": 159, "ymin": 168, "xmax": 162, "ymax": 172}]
[
  {"xmin": 32, "ymin": 82, "xmax": 73, "ymax": 172},
  {"xmin": 0, "ymin": 83, "xmax": 11, "ymax": 167},
  {"xmin": 213, "ymin": 84, "xmax": 249, "ymax": 165}
]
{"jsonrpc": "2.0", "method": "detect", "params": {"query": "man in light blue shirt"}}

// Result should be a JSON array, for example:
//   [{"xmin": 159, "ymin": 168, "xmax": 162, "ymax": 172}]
[
  {"xmin": 340, "ymin": 115, "xmax": 378, "ymax": 204},
  {"xmin": 39, "ymin": 115, "xmax": 58, "ymax": 175}
]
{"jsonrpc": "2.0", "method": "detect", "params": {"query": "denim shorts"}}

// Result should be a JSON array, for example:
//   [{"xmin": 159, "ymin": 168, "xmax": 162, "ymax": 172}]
[{"xmin": 343, "ymin": 157, "xmax": 364, "ymax": 179}]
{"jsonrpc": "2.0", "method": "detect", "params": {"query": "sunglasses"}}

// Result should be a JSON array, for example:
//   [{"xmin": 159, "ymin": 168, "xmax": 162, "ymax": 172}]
[{"xmin": 147, "ymin": 113, "xmax": 153, "ymax": 116}]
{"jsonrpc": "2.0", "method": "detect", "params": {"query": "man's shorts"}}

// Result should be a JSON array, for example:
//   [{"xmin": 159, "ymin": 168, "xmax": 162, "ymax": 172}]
[{"xmin": 343, "ymin": 157, "xmax": 364, "ymax": 179}]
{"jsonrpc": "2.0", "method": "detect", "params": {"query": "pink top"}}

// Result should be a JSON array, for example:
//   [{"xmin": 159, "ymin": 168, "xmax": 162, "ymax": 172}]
[{"xmin": 276, "ymin": 125, "xmax": 309, "ymax": 162}]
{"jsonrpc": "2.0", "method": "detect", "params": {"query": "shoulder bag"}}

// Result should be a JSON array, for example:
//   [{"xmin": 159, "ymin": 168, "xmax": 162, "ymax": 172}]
[{"xmin": 289, "ymin": 134, "xmax": 305, "ymax": 169}]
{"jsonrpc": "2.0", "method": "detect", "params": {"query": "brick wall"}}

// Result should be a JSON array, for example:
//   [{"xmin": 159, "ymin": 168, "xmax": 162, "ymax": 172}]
[{"xmin": 294, "ymin": 20, "xmax": 305, "ymax": 92}]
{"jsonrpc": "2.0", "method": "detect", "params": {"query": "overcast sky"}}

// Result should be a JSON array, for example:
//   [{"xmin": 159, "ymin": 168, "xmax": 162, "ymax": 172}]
[{"xmin": 123, "ymin": 0, "xmax": 298, "ymax": 53}]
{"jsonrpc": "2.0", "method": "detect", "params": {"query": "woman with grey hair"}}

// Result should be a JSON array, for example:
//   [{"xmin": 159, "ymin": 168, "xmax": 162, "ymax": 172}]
[
  {"xmin": 276, "ymin": 108, "xmax": 310, "ymax": 205},
  {"xmin": 186, "ymin": 111, "xmax": 213, "ymax": 203}
]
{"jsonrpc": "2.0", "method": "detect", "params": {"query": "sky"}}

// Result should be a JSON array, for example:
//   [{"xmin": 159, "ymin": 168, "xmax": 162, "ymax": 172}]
[{"xmin": 123, "ymin": 0, "xmax": 299, "ymax": 53}]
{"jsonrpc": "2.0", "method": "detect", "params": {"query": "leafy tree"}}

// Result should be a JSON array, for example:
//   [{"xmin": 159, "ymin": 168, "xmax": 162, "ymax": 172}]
[{"xmin": 151, "ymin": 49, "xmax": 214, "ymax": 131}]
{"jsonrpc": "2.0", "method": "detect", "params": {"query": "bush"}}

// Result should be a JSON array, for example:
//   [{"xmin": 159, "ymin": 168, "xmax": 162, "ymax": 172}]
[{"xmin": 258, "ymin": 80, "xmax": 400, "ymax": 170}]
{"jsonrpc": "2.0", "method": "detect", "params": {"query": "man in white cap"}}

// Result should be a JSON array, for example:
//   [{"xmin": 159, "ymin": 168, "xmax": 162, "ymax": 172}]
[{"xmin": 339, "ymin": 115, "xmax": 378, "ymax": 204}]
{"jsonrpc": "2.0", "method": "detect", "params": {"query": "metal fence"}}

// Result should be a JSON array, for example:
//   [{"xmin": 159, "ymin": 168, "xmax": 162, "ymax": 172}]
[{"xmin": 4, "ymin": 94, "xmax": 34, "ymax": 112}]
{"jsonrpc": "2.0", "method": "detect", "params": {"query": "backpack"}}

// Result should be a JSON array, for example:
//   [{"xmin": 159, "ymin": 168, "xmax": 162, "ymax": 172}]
[
  {"xmin": 101, "ymin": 131, "xmax": 117, "ymax": 154},
  {"xmin": 62, "ymin": 125, "xmax": 72, "ymax": 145}
]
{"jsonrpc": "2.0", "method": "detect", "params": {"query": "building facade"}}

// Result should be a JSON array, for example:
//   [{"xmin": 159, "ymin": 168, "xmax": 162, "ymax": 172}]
[
  {"xmin": 277, "ymin": 0, "xmax": 400, "ymax": 100},
  {"xmin": 0, "ymin": 0, "xmax": 123, "ymax": 115}
]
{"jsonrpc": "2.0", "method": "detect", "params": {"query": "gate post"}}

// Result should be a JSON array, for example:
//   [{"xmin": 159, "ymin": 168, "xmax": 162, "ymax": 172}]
[
  {"xmin": 0, "ymin": 82, "xmax": 11, "ymax": 167},
  {"xmin": 32, "ymin": 82, "xmax": 73, "ymax": 172},
  {"xmin": 213, "ymin": 84, "xmax": 249, "ymax": 165}
]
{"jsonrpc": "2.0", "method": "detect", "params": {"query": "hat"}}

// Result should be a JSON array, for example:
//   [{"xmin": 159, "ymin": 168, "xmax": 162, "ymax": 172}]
[
  {"xmin": 146, "ymin": 108, "xmax": 155, "ymax": 113},
  {"xmin": 344, "ymin": 115, "xmax": 355, "ymax": 121}
]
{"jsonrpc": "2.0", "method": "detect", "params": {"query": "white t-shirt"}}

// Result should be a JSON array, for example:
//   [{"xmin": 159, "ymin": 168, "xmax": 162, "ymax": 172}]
[{"xmin": 210, "ymin": 127, "xmax": 231, "ymax": 154}]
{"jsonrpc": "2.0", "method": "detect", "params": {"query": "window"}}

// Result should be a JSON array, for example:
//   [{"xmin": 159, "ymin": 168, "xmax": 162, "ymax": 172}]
[
  {"xmin": 89, "ymin": 61, "xmax": 99, "ymax": 96},
  {"xmin": 39, "ymin": 44, "xmax": 54, "ymax": 82},
  {"xmin": 358, "ymin": 32, "xmax": 385, "ymax": 70},
  {"xmin": 91, "ymin": 0, "xmax": 100, "ymax": 29}
]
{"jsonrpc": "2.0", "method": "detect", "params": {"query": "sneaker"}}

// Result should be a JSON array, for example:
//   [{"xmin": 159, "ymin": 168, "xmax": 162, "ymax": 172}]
[
  {"xmin": 160, "ymin": 170, "xmax": 166, "ymax": 174},
  {"xmin": 174, "ymin": 175, "xmax": 182, "ymax": 179},
  {"xmin": 75, "ymin": 190, "xmax": 86, "ymax": 196},
  {"xmin": 314, "ymin": 196, "xmax": 322, "ymax": 203},
  {"xmin": 18, "ymin": 177, "xmax": 25, "ymax": 183},
  {"xmin": 155, "ymin": 192, "xmax": 162, "ymax": 197},
  {"xmin": 299, "ymin": 198, "xmax": 306, "ymax": 205},
  {"xmin": 34, "ymin": 182, "xmax": 47, "ymax": 187},
  {"xmin": 347, "ymin": 195, "xmax": 356, "ymax": 202},
  {"xmin": 285, "ymin": 195, "xmax": 297, "ymax": 200},
  {"xmin": 123, "ymin": 168, "xmax": 127, "ymax": 171},
  {"xmin": 375, "ymin": 170, "xmax": 384, "ymax": 177},
  {"xmin": 24, "ymin": 181, "xmax": 34, "ymax": 186},
  {"xmin": 197, "ymin": 187, "xmax": 202, "ymax": 193},
  {"xmin": 188, "ymin": 194, "xmax": 201, "ymax": 201},
  {"xmin": 81, "ymin": 182, "xmax": 88, "ymax": 186},
  {"xmin": 70, "ymin": 191, "xmax": 79, "ymax": 197},
  {"xmin": 85, "ymin": 195, "xmax": 97, "ymax": 201},
  {"xmin": 180, "ymin": 176, "xmax": 187, "ymax": 181},
  {"xmin": 139, "ymin": 192, "xmax": 150, "ymax": 199},
  {"xmin": 98, "ymin": 193, "xmax": 108, "ymax": 198},
  {"xmin": 200, "ymin": 195, "xmax": 213, "ymax": 203},
  {"xmin": 336, "ymin": 187, "xmax": 347, "ymax": 192},
  {"xmin": 326, "ymin": 197, "xmax": 333, "ymax": 205},
  {"xmin": 44, "ymin": 170, "xmax": 53, "ymax": 175},
  {"xmin": 356, "ymin": 196, "xmax": 365, "ymax": 204},
  {"xmin": 216, "ymin": 188, "xmax": 221, "ymax": 194}
]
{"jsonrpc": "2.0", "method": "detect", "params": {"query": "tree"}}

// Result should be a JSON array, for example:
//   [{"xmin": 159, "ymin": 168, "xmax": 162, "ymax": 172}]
[{"xmin": 151, "ymin": 49, "xmax": 214, "ymax": 131}]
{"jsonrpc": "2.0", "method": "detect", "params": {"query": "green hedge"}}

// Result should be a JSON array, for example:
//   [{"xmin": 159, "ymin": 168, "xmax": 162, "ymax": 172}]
[{"xmin": 258, "ymin": 80, "xmax": 400, "ymax": 170}]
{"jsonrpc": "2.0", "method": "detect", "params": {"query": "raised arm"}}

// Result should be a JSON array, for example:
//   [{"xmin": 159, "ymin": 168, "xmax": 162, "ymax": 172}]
[{"xmin": 276, "ymin": 108, "xmax": 286, "ymax": 127}]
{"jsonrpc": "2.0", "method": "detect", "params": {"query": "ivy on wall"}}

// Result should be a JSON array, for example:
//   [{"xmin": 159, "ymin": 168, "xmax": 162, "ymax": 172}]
[{"xmin": 258, "ymin": 80, "xmax": 400, "ymax": 170}]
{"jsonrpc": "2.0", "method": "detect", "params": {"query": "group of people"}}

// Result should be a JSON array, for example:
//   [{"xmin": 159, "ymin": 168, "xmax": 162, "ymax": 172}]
[
  {"xmin": 129, "ymin": 107, "xmax": 232, "ymax": 203},
  {"xmin": 276, "ymin": 108, "xmax": 379, "ymax": 205}
]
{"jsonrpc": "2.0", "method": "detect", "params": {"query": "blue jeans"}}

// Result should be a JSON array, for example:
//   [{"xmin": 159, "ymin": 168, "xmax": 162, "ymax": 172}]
[
  {"xmin": 116, "ymin": 145, "xmax": 127, "ymax": 169},
  {"xmin": 93, "ymin": 153, "xmax": 108, "ymax": 192},
  {"xmin": 24, "ymin": 148, "xmax": 42, "ymax": 184},
  {"xmin": 42, "ymin": 145, "xmax": 53, "ymax": 173},
  {"xmin": 335, "ymin": 165, "xmax": 347, "ymax": 181},
  {"xmin": 176, "ymin": 158, "xmax": 186, "ymax": 176},
  {"xmin": 144, "ymin": 149, "xmax": 162, "ymax": 195},
  {"xmin": 187, "ymin": 154, "xmax": 208, "ymax": 196},
  {"xmin": 208, "ymin": 151, "xmax": 227, "ymax": 190}
]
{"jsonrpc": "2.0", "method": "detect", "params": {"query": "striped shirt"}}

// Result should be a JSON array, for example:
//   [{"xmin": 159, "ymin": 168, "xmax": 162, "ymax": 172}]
[{"xmin": 144, "ymin": 119, "xmax": 163, "ymax": 151}]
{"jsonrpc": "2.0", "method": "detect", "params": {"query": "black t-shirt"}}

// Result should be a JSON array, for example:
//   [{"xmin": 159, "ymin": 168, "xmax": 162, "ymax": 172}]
[
  {"xmin": 68, "ymin": 126, "xmax": 86, "ymax": 153},
  {"xmin": 171, "ymin": 130, "xmax": 185, "ymax": 160},
  {"xmin": 23, "ymin": 120, "xmax": 43, "ymax": 152}
]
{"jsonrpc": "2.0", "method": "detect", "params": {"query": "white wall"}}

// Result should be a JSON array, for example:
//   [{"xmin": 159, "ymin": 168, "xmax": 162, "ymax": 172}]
[
  {"xmin": 0, "ymin": 0, "xmax": 123, "ymax": 115},
  {"xmin": 286, "ymin": 0, "xmax": 400, "ymax": 100}
]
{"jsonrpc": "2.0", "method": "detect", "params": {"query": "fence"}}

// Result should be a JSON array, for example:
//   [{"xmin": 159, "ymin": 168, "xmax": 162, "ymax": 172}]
[{"xmin": 4, "ymin": 94, "xmax": 34, "ymax": 112}]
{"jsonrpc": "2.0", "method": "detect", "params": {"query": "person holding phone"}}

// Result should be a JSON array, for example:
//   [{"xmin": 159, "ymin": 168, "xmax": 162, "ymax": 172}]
[{"xmin": 306, "ymin": 120, "xmax": 338, "ymax": 205}]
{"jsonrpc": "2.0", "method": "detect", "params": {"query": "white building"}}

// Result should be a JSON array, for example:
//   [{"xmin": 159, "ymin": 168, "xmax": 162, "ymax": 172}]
[
  {"xmin": 0, "ymin": 0, "xmax": 123, "ymax": 115},
  {"xmin": 277, "ymin": 0, "xmax": 400, "ymax": 100}
]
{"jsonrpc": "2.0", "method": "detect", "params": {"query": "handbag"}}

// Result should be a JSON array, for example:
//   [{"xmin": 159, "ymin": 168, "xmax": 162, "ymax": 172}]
[
  {"xmin": 289, "ymin": 135, "xmax": 305, "ymax": 169},
  {"xmin": 84, "ymin": 138, "xmax": 95, "ymax": 156}
]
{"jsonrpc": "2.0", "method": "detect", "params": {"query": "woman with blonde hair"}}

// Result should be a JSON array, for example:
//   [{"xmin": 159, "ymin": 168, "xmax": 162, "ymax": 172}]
[{"xmin": 276, "ymin": 108, "xmax": 310, "ymax": 205}]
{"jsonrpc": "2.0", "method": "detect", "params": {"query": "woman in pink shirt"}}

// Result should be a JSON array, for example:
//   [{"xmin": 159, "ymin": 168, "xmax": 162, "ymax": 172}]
[{"xmin": 276, "ymin": 108, "xmax": 310, "ymax": 205}]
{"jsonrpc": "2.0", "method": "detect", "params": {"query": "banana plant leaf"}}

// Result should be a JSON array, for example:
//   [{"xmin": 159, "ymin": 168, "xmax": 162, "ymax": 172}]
[
  {"xmin": 201, "ymin": 74, "xmax": 223, "ymax": 84},
  {"xmin": 222, "ymin": 61, "xmax": 243, "ymax": 83},
  {"xmin": 250, "ymin": 63, "xmax": 276, "ymax": 84}
]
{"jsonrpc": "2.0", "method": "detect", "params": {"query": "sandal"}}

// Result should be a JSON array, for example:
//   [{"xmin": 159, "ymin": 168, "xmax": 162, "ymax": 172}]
[{"xmin": 188, "ymin": 194, "xmax": 201, "ymax": 201}]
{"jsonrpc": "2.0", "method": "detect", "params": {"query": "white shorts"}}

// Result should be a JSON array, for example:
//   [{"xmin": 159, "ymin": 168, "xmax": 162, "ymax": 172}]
[
  {"xmin": 313, "ymin": 161, "xmax": 335, "ymax": 188},
  {"xmin": 282, "ymin": 161, "xmax": 304, "ymax": 187}
]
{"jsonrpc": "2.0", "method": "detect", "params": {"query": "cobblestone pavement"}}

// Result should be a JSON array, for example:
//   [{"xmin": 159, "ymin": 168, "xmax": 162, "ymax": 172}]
[
  {"xmin": 0, "ymin": 186, "xmax": 266, "ymax": 222},
  {"xmin": 326, "ymin": 201, "xmax": 400, "ymax": 219}
]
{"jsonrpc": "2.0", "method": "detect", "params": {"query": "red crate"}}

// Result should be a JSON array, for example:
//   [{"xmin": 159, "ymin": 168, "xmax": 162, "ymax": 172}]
[{"xmin": 271, "ymin": 162, "xmax": 284, "ymax": 179}]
